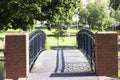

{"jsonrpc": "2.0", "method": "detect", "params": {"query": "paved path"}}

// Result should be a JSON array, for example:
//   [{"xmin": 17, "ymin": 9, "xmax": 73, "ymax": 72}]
[{"xmin": 27, "ymin": 49, "xmax": 98, "ymax": 80}]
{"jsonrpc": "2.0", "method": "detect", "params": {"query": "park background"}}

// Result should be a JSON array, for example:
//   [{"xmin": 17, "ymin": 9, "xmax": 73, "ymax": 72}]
[{"xmin": 0, "ymin": 0, "xmax": 120, "ymax": 79}]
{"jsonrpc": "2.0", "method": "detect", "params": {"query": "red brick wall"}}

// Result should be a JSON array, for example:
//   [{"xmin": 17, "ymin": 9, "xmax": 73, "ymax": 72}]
[
  {"xmin": 5, "ymin": 34, "xmax": 29, "ymax": 80},
  {"xmin": 95, "ymin": 32, "xmax": 118, "ymax": 77}
]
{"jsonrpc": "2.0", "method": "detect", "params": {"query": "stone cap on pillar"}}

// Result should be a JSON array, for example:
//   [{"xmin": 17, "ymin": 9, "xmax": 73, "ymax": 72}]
[{"xmin": 96, "ymin": 31, "xmax": 117, "ymax": 34}]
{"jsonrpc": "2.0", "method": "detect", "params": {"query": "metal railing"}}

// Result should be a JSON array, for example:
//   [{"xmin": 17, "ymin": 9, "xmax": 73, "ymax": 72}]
[
  {"xmin": 77, "ymin": 29, "xmax": 95, "ymax": 71},
  {"xmin": 29, "ymin": 30, "xmax": 46, "ymax": 70}
]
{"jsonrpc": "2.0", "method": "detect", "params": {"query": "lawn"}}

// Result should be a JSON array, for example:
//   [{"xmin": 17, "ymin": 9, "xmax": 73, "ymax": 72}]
[
  {"xmin": 118, "ymin": 41, "xmax": 120, "ymax": 77},
  {"xmin": 118, "ymin": 70, "xmax": 120, "ymax": 78},
  {"xmin": 38, "ymin": 27, "xmax": 78, "ymax": 36},
  {"xmin": 39, "ymin": 27, "xmax": 78, "ymax": 49},
  {"xmin": 119, "ymin": 52, "xmax": 120, "ymax": 56},
  {"xmin": 118, "ymin": 51, "xmax": 120, "ymax": 77},
  {"xmin": 46, "ymin": 36, "xmax": 77, "ymax": 49},
  {"xmin": 118, "ymin": 67, "xmax": 120, "ymax": 77},
  {"xmin": 0, "ymin": 52, "xmax": 4, "ymax": 57},
  {"xmin": 0, "ymin": 27, "xmax": 78, "ymax": 54}
]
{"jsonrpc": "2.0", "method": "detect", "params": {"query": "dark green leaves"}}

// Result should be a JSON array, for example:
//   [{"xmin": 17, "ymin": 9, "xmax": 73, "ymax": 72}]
[
  {"xmin": 110, "ymin": 0, "xmax": 120, "ymax": 10},
  {"xmin": 0, "ymin": 0, "xmax": 51, "ymax": 31}
]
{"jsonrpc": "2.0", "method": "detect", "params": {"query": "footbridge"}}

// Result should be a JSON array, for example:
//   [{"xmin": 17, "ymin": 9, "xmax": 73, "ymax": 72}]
[
  {"xmin": 5, "ymin": 29, "xmax": 118, "ymax": 80},
  {"xmin": 27, "ymin": 29, "xmax": 97, "ymax": 80}
]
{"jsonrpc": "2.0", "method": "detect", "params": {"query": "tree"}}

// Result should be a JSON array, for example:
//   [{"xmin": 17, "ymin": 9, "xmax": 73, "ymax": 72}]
[
  {"xmin": 110, "ymin": 0, "xmax": 120, "ymax": 10},
  {"xmin": 45, "ymin": 0, "xmax": 82, "ymax": 34},
  {"xmin": 0, "ymin": 0, "xmax": 80, "ymax": 32},
  {"xmin": 102, "ymin": 16, "xmax": 115, "ymax": 30},
  {"xmin": 86, "ymin": 3, "xmax": 105, "ymax": 30},
  {"xmin": 80, "ymin": 0, "xmax": 115, "ymax": 31},
  {"xmin": 36, "ymin": 0, "xmax": 82, "ymax": 46},
  {"xmin": 0, "ymin": 0, "xmax": 51, "ymax": 31},
  {"xmin": 78, "ymin": 8, "xmax": 88, "ymax": 25},
  {"xmin": 45, "ymin": 0, "xmax": 77, "ymax": 46},
  {"xmin": 114, "ymin": 10, "xmax": 120, "ymax": 22}
]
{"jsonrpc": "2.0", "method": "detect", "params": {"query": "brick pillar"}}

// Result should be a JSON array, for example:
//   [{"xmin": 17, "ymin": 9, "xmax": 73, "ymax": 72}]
[
  {"xmin": 5, "ymin": 34, "xmax": 29, "ymax": 80},
  {"xmin": 95, "ymin": 32, "xmax": 118, "ymax": 77}
]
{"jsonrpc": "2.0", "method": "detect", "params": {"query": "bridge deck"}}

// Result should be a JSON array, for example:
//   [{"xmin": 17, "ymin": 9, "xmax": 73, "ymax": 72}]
[{"xmin": 27, "ymin": 49, "xmax": 98, "ymax": 80}]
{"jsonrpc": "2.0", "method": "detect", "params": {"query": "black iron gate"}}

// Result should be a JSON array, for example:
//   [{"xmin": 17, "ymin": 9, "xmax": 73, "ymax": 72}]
[
  {"xmin": 77, "ymin": 29, "xmax": 95, "ymax": 71},
  {"xmin": 29, "ymin": 30, "xmax": 46, "ymax": 70}
]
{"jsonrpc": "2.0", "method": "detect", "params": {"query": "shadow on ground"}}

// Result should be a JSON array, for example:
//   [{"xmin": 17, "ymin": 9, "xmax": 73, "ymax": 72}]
[{"xmin": 50, "ymin": 72, "xmax": 97, "ymax": 77}]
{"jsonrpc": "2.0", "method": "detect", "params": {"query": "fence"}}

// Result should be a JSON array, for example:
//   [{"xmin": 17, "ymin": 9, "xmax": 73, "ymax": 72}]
[
  {"xmin": 29, "ymin": 30, "xmax": 46, "ymax": 70},
  {"xmin": 77, "ymin": 29, "xmax": 95, "ymax": 71}
]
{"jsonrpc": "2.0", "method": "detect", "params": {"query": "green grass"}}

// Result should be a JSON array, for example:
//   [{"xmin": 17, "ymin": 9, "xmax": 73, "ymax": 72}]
[
  {"xmin": 39, "ymin": 27, "xmax": 78, "ymax": 49},
  {"xmin": 119, "ymin": 52, "xmax": 120, "ymax": 56},
  {"xmin": 0, "ymin": 52, "xmax": 4, "ymax": 57},
  {"xmin": 118, "ymin": 52, "xmax": 120, "ymax": 77},
  {"xmin": 118, "ymin": 70, "xmax": 120, "ymax": 78},
  {"xmin": 46, "ymin": 36, "xmax": 77, "ymax": 49},
  {"xmin": 39, "ymin": 27, "xmax": 78, "ymax": 35},
  {"xmin": 0, "ymin": 27, "xmax": 78, "ymax": 50}
]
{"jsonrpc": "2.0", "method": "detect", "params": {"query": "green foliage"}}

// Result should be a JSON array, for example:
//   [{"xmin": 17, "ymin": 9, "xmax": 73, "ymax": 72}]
[
  {"xmin": 0, "ymin": 0, "xmax": 51, "ymax": 31},
  {"xmin": 47, "ymin": 0, "xmax": 80, "ymax": 37},
  {"xmin": 86, "ymin": 3, "xmax": 106, "ymax": 30},
  {"xmin": 0, "ymin": 62, "xmax": 5, "ymax": 80},
  {"xmin": 0, "ymin": 0, "xmax": 80, "ymax": 34},
  {"xmin": 51, "ymin": 14, "xmax": 68, "ymax": 37},
  {"xmin": 0, "ymin": 52, "xmax": 4, "ymax": 57},
  {"xmin": 79, "ymin": 8, "xmax": 88, "ymax": 24},
  {"xmin": 110, "ymin": 0, "xmax": 120, "ymax": 10},
  {"xmin": 45, "ymin": 41, "xmax": 50, "ymax": 50},
  {"xmin": 102, "ymin": 16, "xmax": 115, "ymax": 30},
  {"xmin": 79, "ymin": 0, "xmax": 114, "ymax": 31},
  {"xmin": 114, "ymin": 10, "xmax": 120, "ymax": 22}
]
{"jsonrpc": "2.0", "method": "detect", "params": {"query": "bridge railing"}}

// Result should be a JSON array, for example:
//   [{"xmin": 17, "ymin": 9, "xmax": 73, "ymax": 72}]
[
  {"xmin": 29, "ymin": 30, "xmax": 46, "ymax": 70},
  {"xmin": 77, "ymin": 29, "xmax": 95, "ymax": 71}
]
